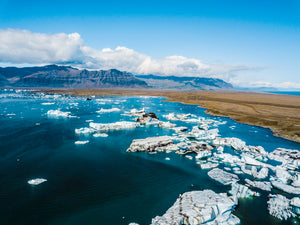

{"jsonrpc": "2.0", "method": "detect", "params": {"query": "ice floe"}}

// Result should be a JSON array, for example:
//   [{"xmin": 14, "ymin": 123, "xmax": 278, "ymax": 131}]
[
  {"xmin": 90, "ymin": 122, "xmax": 138, "ymax": 131},
  {"xmin": 269, "ymin": 148, "xmax": 300, "ymax": 167},
  {"xmin": 93, "ymin": 133, "xmax": 108, "ymax": 138},
  {"xmin": 208, "ymin": 168, "xmax": 239, "ymax": 185},
  {"xmin": 245, "ymin": 179, "xmax": 272, "ymax": 191},
  {"xmin": 75, "ymin": 140, "xmax": 89, "ymax": 145},
  {"xmin": 151, "ymin": 190, "xmax": 240, "ymax": 225},
  {"xmin": 268, "ymin": 194, "xmax": 296, "ymax": 220},
  {"xmin": 97, "ymin": 108, "xmax": 121, "ymax": 113},
  {"xmin": 47, "ymin": 109, "xmax": 74, "ymax": 118},
  {"xmin": 28, "ymin": 178, "xmax": 47, "ymax": 185},
  {"xmin": 229, "ymin": 182, "xmax": 259, "ymax": 198},
  {"xmin": 126, "ymin": 136, "xmax": 178, "ymax": 153},
  {"xmin": 75, "ymin": 127, "xmax": 95, "ymax": 134}
]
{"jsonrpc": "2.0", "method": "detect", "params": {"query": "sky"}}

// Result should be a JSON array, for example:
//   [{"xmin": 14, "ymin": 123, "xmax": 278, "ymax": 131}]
[{"xmin": 0, "ymin": 0, "xmax": 300, "ymax": 89}]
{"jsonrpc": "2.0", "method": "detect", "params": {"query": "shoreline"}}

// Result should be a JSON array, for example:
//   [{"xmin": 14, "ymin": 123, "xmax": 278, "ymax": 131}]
[{"xmin": 31, "ymin": 88, "xmax": 300, "ymax": 143}]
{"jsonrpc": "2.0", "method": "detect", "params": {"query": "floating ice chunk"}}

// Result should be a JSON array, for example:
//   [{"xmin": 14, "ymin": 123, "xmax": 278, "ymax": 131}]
[
  {"xmin": 200, "ymin": 162, "xmax": 219, "ymax": 169},
  {"xmin": 97, "ymin": 108, "xmax": 121, "ymax": 113},
  {"xmin": 188, "ymin": 127, "xmax": 219, "ymax": 140},
  {"xmin": 127, "ymin": 136, "xmax": 178, "ymax": 153},
  {"xmin": 47, "ymin": 109, "xmax": 73, "ymax": 118},
  {"xmin": 195, "ymin": 150, "xmax": 212, "ymax": 159},
  {"xmin": 93, "ymin": 133, "xmax": 108, "ymax": 138},
  {"xmin": 185, "ymin": 155, "xmax": 193, "ymax": 160},
  {"xmin": 213, "ymin": 137, "xmax": 245, "ymax": 150},
  {"xmin": 269, "ymin": 148, "xmax": 300, "ymax": 167},
  {"xmin": 28, "ymin": 178, "xmax": 47, "ymax": 185},
  {"xmin": 85, "ymin": 120, "xmax": 93, "ymax": 122},
  {"xmin": 229, "ymin": 182, "xmax": 259, "ymax": 198},
  {"xmin": 208, "ymin": 168, "xmax": 239, "ymax": 185},
  {"xmin": 291, "ymin": 197, "xmax": 300, "ymax": 215},
  {"xmin": 268, "ymin": 194, "xmax": 295, "ymax": 220},
  {"xmin": 274, "ymin": 166, "xmax": 292, "ymax": 184},
  {"xmin": 130, "ymin": 108, "xmax": 145, "ymax": 116},
  {"xmin": 256, "ymin": 167, "xmax": 269, "ymax": 179},
  {"xmin": 245, "ymin": 179, "xmax": 272, "ymax": 191},
  {"xmin": 271, "ymin": 180, "xmax": 300, "ymax": 195},
  {"xmin": 158, "ymin": 121, "xmax": 176, "ymax": 128},
  {"xmin": 163, "ymin": 113, "xmax": 177, "ymax": 121},
  {"xmin": 165, "ymin": 157, "xmax": 170, "ymax": 161},
  {"xmin": 90, "ymin": 122, "xmax": 137, "ymax": 131},
  {"xmin": 128, "ymin": 223, "xmax": 139, "ymax": 225},
  {"xmin": 172, "ymin": 126, "xmax": 188, "ymax": 133},
  {"xmin": 291, "ymin": 172, "xmax": 300, "ymax": 187},
  {"xmin": 241, "ymin": 154, "xmax": 264, "ymax": 166},
  {"xmin": 75, "ymin": 140, "xmax": 89, "ymax": 145},
  {"xmin": 41, "ymin": 102, "xmax": 55, "ymax": 105},
  {"xmin": 151, "ymin": 190, "xmax": 240, "ymax": 225},
  {"xmin": 75, "ymin": 127, "xmax": 95, "ymax": 134}
]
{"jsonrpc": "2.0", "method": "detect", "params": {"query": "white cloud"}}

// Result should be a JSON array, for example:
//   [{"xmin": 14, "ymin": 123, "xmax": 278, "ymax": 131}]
[{"xmin": 0, "ymin": 29, "xmax": 260, "ymax": 81}]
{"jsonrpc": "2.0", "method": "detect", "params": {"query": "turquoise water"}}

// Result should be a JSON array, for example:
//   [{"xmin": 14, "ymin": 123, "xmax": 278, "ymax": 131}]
[
  {"xmin": 0, "ymin": 89, "xmax": 300, "ymax": 225},
  {"xmin": 267, "ymin": 91, "xmax": 300, "ymax": 96}
]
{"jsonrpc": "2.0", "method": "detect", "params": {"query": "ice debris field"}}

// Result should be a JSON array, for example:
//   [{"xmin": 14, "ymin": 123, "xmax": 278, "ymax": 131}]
[{"xmin": 1, "ymin": 89, "xmax": 300, "ymax": 225}]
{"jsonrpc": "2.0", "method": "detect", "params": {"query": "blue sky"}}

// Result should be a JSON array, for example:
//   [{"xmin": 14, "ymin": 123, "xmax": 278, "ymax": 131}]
[{"xmin": 0, "ymin": 0, "xmax": 300, "ymax": 89}]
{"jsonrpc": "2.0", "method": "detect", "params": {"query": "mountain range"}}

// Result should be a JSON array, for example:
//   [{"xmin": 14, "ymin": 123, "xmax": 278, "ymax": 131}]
[{"xmin": 0, "ymin": 65, "xmax": 233, "ymax": 90}]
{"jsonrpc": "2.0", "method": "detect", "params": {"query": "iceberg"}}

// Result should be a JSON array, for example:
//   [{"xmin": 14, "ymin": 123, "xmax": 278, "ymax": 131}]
[
  {"xmin": 90, "ymin": 122, "xmax": 137, "ymax": 131},
  {"xmin": 93, "ymin": 133, "xmax": 108, "ymax": 137},
  {"xmin": 158, "ymin": 121, "xmax": 176, "ymax": 128},
  {"xmin": 208, "ymin": 168, "xmax": 239, "ymax": 185},
  {"xmin": 271, "ymin": 180, "xmax": 300, "ymax": 195},
  {"xmin": 267, "ymin": 194, "xmax": 296, "ymax": 220},
  {"xmin": 269, "ymin": 148, "xmax": 300, "ymax": 167},
  {"xmin": 151, "ymin": 190, "xmax": 240, "ymax": 225},
  {"xmin": 97, "ymin": 108, "xmax": 121, "ymax": 113},
  {"xmin": 47, "ymin": 109, "xmax": 73, "ymax": 118},
  {"xmin": 75, "ymin": 127, "xmax": 95, "ymax": 134},
  {"xmin": 244, "ymin": 179, "xmax": 272, "ymax": 191},
  {"xmin": 28, "ymin": 178, "xmax": 47, "ymax": 185},
  {"xmin": 229, "ymin": 182, "xmax": 259, "ymax": 198},
  {"xmin": 75, "ymin": 140, "xmax": 89, "ymax": 145},
  {"xmin": 126, "ymin": 136, "xmax": 178, "ymax": 153}
]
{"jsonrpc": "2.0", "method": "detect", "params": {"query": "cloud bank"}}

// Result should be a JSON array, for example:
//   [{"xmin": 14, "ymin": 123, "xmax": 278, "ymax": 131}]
[{"xmin": 0, "ymin": 29, "xmax": 261, "ymax": 81}]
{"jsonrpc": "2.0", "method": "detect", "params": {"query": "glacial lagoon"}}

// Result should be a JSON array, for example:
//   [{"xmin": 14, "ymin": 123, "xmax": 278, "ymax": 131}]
[{"xmin": 0, "ymin": 89, "xmax": 300, "ymax": 225}]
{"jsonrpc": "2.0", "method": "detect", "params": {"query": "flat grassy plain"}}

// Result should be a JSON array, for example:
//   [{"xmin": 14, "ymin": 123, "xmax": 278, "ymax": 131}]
[{"xmin": 35, "ymin": 89, "xmax": 300, "ymax": 143}]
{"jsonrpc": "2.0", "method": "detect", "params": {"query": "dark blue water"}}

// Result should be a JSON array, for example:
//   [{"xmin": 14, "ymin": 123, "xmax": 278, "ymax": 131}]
[{"xmin": 0, "ymin": 89, "xmax": 299, "ymax": 225}]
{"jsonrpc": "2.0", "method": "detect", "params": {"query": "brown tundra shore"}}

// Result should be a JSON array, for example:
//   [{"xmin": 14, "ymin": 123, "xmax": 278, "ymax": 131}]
[{"xmin": 33, "ymin": 89, "xmax": 300, "ymax": 143}]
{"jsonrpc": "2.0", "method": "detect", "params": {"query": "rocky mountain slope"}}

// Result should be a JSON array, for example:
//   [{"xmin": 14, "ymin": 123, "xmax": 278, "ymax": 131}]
[
  {"xmin": 0, "ymin": 65, "xmax": 233, "ymax": 90},
  {"xmin": 135, "ymin": 75, "xmax": 233, "ymax": 90},
  {"xmin": 0, "ymin": 65, "xmax": 148, "ymax": 88}
]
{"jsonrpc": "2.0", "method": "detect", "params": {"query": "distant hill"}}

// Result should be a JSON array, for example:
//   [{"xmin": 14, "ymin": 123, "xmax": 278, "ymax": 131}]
[
  {"xmin": 0, "ymin": 65, "xmax": 234, "ymax": 90},
  {"xmin": 135, "ymin": 75, "xmax": 233, "ymax": 90},
  {"xmin": 0, "ymin": 65, "xmax": 148, "ymax": 88}
]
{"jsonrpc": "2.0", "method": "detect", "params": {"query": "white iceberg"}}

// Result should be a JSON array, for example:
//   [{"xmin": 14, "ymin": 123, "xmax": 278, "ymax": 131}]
[
  {"xmin": 151, "ymin": 190, "xmax": 240, "ymax": 225},
  {"xmin": 93, "ymin": 133, "xmax": 108, "ymax": 137},
  {"xmin": 97, "ymin": 108, "xmax": 121, "ymax": 113},
  {"xmin": 245, "ymin": 179, "xmax": 272, "ymax": 191},
  {"xmin": 127, "ymin": 136, "xmax": 178, "ymax": 153},
  {"xmin": 47, "ymin": 109, "xmax": 73, "ymax": 118},
  {"xmin": 267, "ymin": 194, "xmax": 296, "ymax": 220},
  {"xmin": 90, "ymin": 122, "xmax": 137, "ymax": 131},
  {"xmin": 229, "ymin": 182, "xmax": 259, "ymax": 198},
  {"xmin": 208, "ymin": 168, "xmax": 239, "ymax": 185},
  {"xmin": 28, "ymin": 178, "xmax": 47, "ymax": 185},
  {"xmin": 75, "ymin": 140, "xmax": 89, "ymax": 145},
  {"xmin": 75, "ymin": 127, "xmax": 95, "ymax": 134},
  {"xmin": 269, "ymin": 148, "xmax": 300, "ymax": 167}
]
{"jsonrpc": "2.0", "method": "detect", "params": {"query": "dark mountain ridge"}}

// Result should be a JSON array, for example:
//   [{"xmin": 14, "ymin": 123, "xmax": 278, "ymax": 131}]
[
  {"xmin": 0, "ymin": 65, "xmax": 233, "ymax": 90},
  {"xmin": 0, "ymin": 65, "xmax": 148, "ymax": 88},
  {"xmin": 135, "ymin": 74, "xmax": 233, "ymax": 90}
]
